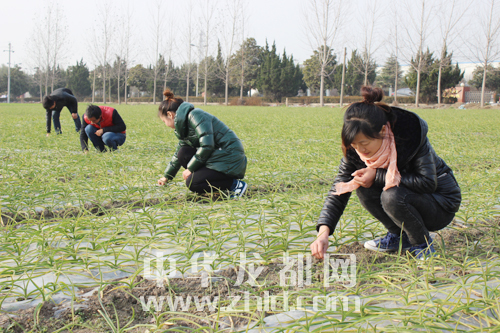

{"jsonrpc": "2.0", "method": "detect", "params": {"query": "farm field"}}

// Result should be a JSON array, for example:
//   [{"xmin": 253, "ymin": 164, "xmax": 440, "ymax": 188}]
[{"xmin": 0, "ymin": 103, "xmax": 499, "ymax": 332}]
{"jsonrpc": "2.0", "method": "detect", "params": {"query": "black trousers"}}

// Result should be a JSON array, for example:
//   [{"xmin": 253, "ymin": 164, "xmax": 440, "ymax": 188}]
[
  {"xmin": 356, "ymin": 184, "xmax": 455, "ymax": 245},
  {"xmin": 177, "ymin": 147, "xmax": 235, "ymax": 194}
]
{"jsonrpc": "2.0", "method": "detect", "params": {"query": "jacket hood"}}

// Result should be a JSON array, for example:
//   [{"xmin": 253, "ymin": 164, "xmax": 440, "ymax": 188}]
[
  {"xmin": 174, "ymin": 102, "xmax": 195, "ymax": 139},
  {"xmin": 391, "ymin": 107, "xmax": 428, "ymax": 166}
]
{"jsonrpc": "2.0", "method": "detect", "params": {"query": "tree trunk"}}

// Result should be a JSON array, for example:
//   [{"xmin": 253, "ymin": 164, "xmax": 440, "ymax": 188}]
[
  {"xmin": 481, "ymin": 60, "xmax": 488, "ymax": 107},
  {"xmin": 437, "ymin": 64, "xmax": 442, "ymax": 105},
  {"xmin": 204, "ymin": 65, "xmax": 208, "ymax": 106},
  {"xmin": 117, "ymin": 67, "xmax": 121, "ymax": 104},
  {"xmin": 225, "ymin": 68, "xmax": 229, "ymax": 106},
  {"xmin": 320, "ymin": 65, "xmax": 325, "ymax": 107},
  {"xmin": 186, "ymin": 71, "xmax": 190, "ymax": 102},
  {"xmin": 153, "ymin": 71, "xmax": 157, "ymax": 104},
  {"xmin": 45, "ymin": 66, "xmax": 49, "ymax": 96},
  {"xmin": 340, "ymin": 47, "xmax": 346, "ymax": 107},
  {"xmin": 92, "ymin": 69, "xmax": 96, "ymax": 103},
  {"xmin": 394, "ymin": 60, "xmax": 398, "ymax": 104},
  {"xmin": 103, "ymin": 68, "xmax": 106, "ymax": 104},
  {"xmin": 124, "ymin": 69, "xmax": 128, "ymax": 104},
  {"xmin": 416, "ymin": 68, "xmax": 421, "ymax": 107}
]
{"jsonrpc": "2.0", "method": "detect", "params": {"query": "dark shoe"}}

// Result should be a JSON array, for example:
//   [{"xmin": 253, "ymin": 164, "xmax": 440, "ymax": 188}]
[
  {"xmin": 56, "ymin": 129, "xmax": 62, "ymax": 135},
  {"xmin": 230, "ymin": 180, "xmax": 248, "ymax": 198},
  {"xmin": 409, "ymin": 242, "xmax": 437, "ymax": 260},
  {"xmin": 364, "ymin": 232, "xmax": 412, "ymax": 252}
]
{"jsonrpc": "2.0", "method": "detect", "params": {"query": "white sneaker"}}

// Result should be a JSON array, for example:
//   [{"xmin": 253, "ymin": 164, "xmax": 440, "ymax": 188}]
[{"xmin": 230, "ymin": 180, "xmax": 248, "ymax": 198}]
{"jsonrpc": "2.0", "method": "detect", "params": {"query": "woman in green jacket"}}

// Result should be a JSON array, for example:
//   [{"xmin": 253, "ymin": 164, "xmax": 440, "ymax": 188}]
[{"xmin": 157, "ymin": 89, "xmax": 248, "ymax": 197}]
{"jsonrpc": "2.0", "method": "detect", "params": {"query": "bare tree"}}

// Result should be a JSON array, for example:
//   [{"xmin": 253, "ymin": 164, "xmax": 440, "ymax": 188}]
[
  {"xmin": 49, "ymin": 8, "xmax": 67, "ymax": 92},
  {"xmin": 237, "ymin": 5, "xmax": 251, "ymax": 100},
  {"xmin": 92, "ymin": 67, "xmax": 96, "ymax": 103},
  {"xmin": 436, "ymin": 0, "xmax": 469, "ymax": 105},
  {"xmin": 385, "ymin": 4, "xmax": 401, "ymax": 104},
  {"xmin": 88, "ymin": 1, "xmax": 114, "ymax": 104},
  {"xmin": 181, "ymin": 0, "xmax": 195, "ymax": 102},
  {"xmin": 26, "ymin": 37, "xmax": 45, "ymax": 101},
  {"xmin": 303, "ymin": 0, "xmax": 346, "ymax": 106},
  {"xmin": 217, "ymin": 0, "xmax": 243, "ymax": 106},
  {"xmin": 149, "ymin": 0, "xmax": 167, "ymax": 104},
  {"xmin": 400, "ymin": 0, "xmax": 435, "ymax": 107},
  {"xmin": 30, "ymin": 2, "xmax": 68, "ymax": 96},
  {"xmin": 463, "ymin": 0, "xmax": 500, "ymax": 106},
  {"xmin": 115, "ymin": 5, "xmax": 134, "ymax": 105},
  {"xmin": 355, "ymin": 0, "xmax": 383, "ymax": 86},
  {"xmin": 199, "ymin": 0, "xmax": 216, "ymax": 105},
  {"xmin": 162, "ymin": 19, "xmax": 175, "ymax": 95}
]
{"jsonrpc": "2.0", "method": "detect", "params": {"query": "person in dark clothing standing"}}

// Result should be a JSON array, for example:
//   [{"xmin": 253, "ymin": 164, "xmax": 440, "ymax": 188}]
[
  {"xmin": 43, "ymin": 88, "xmax": 82, "ymax": 136},
  {"xmin": 310, "ymin": 86, "xmax": 461, "ymax": 260},
  {"xmin": 80, "ymin": 104, "xmax": 126, "ymax": 152},
  {"xmin": 157, "ymin": 89, "xmax": 248, "ymax": 197}
]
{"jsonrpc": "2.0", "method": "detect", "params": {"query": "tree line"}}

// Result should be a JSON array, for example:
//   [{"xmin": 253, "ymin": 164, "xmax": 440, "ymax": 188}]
[
  {"xmin": 2, "ymin": 0, "xmax": 499, "ymax": 106},
  {"xmin": 3, "ymin": 41, "xmax": 499, "ymax": 104}
]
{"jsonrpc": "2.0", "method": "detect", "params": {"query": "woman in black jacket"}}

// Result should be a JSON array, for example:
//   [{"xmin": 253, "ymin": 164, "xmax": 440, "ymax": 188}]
[{"xmin": 310, "ymin": 86, "xmax": 461, "ymax": 260}]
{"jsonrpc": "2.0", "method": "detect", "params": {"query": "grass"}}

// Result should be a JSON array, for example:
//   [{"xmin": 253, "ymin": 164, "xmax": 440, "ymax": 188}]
[{"xmin": 0, "ymin": 102, "xmax": 499, "ymax": 332}]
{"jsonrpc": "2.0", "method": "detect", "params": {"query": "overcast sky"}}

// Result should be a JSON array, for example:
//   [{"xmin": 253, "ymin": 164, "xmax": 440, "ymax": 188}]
[
  {"xmin": 1, "ymin": 0, "xmax": 498, "ymax": 78},
  {"xmin": 1, "ymin": 0, "xmax": 309, "ymax": 71}
]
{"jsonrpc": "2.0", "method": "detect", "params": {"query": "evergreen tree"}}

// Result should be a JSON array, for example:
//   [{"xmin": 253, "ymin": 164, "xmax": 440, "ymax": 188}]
[
  {"xmin": 229, "ymin": 37, "xmax": 262, "ymax": 96},
  {"xmin": 349, "ymin": 50, "xmax": 377, "ymax": 91},
  {"xmin": 405, "ymin": 49, "xmax": 463, "ymax": 103},
  {"xmin": 67, "ymin": 59, "xmax": 91, "ymax": 98},
  {"xmin": 303, "ymin": 46, "xmax": 337, "ymax": 94},
  {"xmin": 331, "ymin": 50, "xmax": 371, "ymax": 96},
  {"xmin": 256, "ymin": 42, "xmax": 272, "ymax": 95},
  {"xmin": 164, "ymin": 59, "xmax": 181, "ymax": 95},
  {"xmin": 469, "ymin": 64, "xmax": 500, "ymax": 94},
  {"xmin": 375, "ymin": 55, "xmax": 403, "ymax": 89},
  {"xmin": 256, "ymin": 41, "xmax": 303, "ymax": 101},
  {"xmin": 128, "ymin": 64, "xmax": 149, "ymax": 92},
  {"xmin": 0, "ymin": 65, "xmax": 29, "ymax": 98},
  {"xmin": 208, "ymin": 42, "xmax": 227, "ymax": 97}
]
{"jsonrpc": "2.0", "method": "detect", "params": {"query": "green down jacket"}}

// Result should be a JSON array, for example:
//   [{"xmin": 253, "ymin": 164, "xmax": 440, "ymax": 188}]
[{"xmin": 164, "ymin": 103, "xmax": 247, "ymax": 180}]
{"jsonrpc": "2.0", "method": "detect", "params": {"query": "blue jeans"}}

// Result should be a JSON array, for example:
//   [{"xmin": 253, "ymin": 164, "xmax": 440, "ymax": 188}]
[
  {"xmin": 85, "ymin": 125, "xmax": 126, "ymax": 152},
  {"xmin": 52, "ymin": 110, "xmax": 82, "ymax": 133}
]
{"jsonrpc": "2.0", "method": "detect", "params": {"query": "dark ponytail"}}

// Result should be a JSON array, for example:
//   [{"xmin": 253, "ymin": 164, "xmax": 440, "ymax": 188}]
[
  {"xmin": 158, "ymin": 88, "xmax": 184, "ymax": 117},
  {"xmin": 341, "ymin": 86, "xmax": 396, "ymax": 157}
]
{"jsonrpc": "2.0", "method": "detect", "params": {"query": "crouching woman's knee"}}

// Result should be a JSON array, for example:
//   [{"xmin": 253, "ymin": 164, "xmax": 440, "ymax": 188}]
[{"xmin": 380, "ymin": 186, "xmax": 407, "ymax": 215}]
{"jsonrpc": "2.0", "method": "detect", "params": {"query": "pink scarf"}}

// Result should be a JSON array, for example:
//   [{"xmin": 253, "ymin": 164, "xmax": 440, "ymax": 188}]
[{"xmin": 332, "ymin": 122, "xmax": 401, "ymax": 195}]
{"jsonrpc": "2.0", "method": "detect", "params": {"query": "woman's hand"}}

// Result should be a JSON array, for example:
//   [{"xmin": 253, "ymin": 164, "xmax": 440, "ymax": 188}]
[
  {"xmin": 352, "ymin": 168, "xmax": 376, "ymax": 188},
  {"xmin": 310, "ymin": 225, "xmax": 330, "ymax": 260},
  {"xmin": 158, "ymin": 177, "xmax": 168, "ymax": 186},
  {"xmin": 182, "ymin": 169, "xmax": 192, "ymax": 180}
]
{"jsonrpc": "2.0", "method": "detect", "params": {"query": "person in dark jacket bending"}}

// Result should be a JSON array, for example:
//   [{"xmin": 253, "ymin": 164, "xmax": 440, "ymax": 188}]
[
  {"xmin": 157, "ymin": 89, "xmax": 248, "ymax": 197},
  {"xmin": 80, "ymin": 105, "xmax": 127, "ymax": 152},
  {"xmin": 310, "ymin": 86, "xmax": 461, "ymax": 260},
  {"xmin": 43, "ymin": 88, "xmax": 82, "ymax": 136}
]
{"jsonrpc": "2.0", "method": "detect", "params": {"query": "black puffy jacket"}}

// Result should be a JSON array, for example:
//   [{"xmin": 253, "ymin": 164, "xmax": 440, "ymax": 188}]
[{"xmin": 317, "ymin": 107, "xmax": 461, "ymax": 235}]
